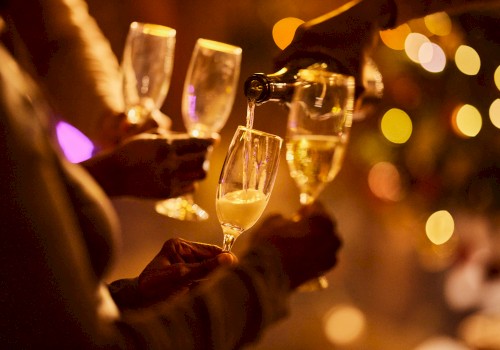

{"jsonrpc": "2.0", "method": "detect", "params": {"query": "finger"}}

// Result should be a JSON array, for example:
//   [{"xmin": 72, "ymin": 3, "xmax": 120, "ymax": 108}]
[
  {"xmin": 168, "ymin": 239, "xmax": 225, "ymax": 264},
  {"xmin": 171, "ymin": 138, "xmax": 214, "ymax": 155},
  {"xmin": 175, "ymin": 153, "xmax": 207, "ymax": 176},
  {"xmin": 183, "ymin": 241, "xmax": 227, "ymax": 261},
  {"xmin": 217, "ymin": 252, "xmax": 238, "ymax": 265},
  {"xmin": 183, "ymin": 255, "xmax": 233, "ymax": 281},
  {"xmin": 160, "ymin": 238, "xmax": 187, "ymax": 264}
]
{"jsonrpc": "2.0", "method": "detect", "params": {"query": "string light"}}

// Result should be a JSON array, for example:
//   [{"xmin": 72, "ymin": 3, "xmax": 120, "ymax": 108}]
[
  {"xmin": 419, "ymin": 42, "xmax": 447, "ymax": 73},
  {"xmin": 455, "ymin": 45, "xmax": 481, "ymax": 75},
  {"xmin": 405, "ymin": 33, "xmax": 430, "ymax": 63},
  {"xmin": 426, "ymin": 210, "xmax": 455, "ymax": 245},
  {"xmin": 490, "ymin": 99, "xmax": 500, "ymax": 129},
  {"xmin": 452, "ymin": 104, "xmax": 483, "ymax": 137},
  {"xmin": 494, "ymin": 65, "xmax": 500, "ymax": 91},
  {"xmin": 380, "ymin": 108, "xmax": 413, "ymax": 144}
]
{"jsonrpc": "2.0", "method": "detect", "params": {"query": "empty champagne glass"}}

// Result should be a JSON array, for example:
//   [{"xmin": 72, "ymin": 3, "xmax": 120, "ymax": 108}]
[
  {"xmin": 286, "ymin": 69, "xmax": 355, "ymax": 290},
  {"xmin": 156, "ymin": 38, "xmax": 242, "ymax": 221},
  {"xmin": 216, "ymin": 126, "xmax": 283, "ymax": 252},
  {"xmin": 121, "ymin": 22, "xmax": 176, "ymax": 128}
]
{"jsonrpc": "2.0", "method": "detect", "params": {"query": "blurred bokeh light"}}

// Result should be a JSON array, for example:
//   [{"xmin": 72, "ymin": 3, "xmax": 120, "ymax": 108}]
[
  {"xmin": 452, "ymin": 104, "xmax": 483, "ymax": 137},
  {"xmin": 455, "ymin": 45, "xmax": 481, "ymax": 75},
  {"xmin": 56, "ymin": 121, "xmax": 94, "ymax": 163},
  {"xmin": 490, "ymin": 99, "xmax": 500, "ymax": 128},
  {"xmin": 272, "ymin": 17, "xmax": 304, "ymax": 50},
  {"xmin": 426, "ymin": 210, "xmax": 455, "ymax": 245},
  {"xmin": 424, "ymin": 12, "xmax": 453, "ymax": 36},
  {"xmin": 419, "ymin": 42, "xmax": 446, "ymax": 73},
  {"xmin": 380, "ymin": 108, "xmax": 413, "ymax": 144},
  {"xmin": 323, "ymin": 304, "xmax": 366, "ymax": 346},
  {"xmin": 405, "ymin": 33, "xmax": 430, "ymax": 63},
  {"xmin": 379, "ymin": 24, "xmax": 411, "ymax": 51},
  {"xmin": 368, "ymin": 161, "xmax": 404, "ymax": 202}
]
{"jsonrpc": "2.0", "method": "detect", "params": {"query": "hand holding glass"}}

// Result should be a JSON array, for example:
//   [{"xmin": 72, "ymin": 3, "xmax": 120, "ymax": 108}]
[
  {"xmin": 121, "ymin": 22, "xmax": 176, "ymax": 128},
  {"xmin": 217, "ymin": 126, "xmax": 283, "ymax": 252},
  {"xmin": 156, "ymin": 39, "xmax": 242, "ymax": 221},
  {"xmin": 286, "ymin": 69, "xmax": 355, "ymax": 289}
]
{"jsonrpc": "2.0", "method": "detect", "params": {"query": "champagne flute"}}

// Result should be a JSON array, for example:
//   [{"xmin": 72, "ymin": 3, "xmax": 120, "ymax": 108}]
[
  {"xmin": 121, "ymin": 22, "xmax": 176, "ymax": 128},
  {"xmin": 156, "ymin": 38, "xmax": 242, "ymax": 221},
  {"xmin": 217, "ymin": 126, "xmax": 283, "ymax": 251},
  {"xmin": 286, "ymin": 69, "xmax": 355, "ymax": 290}
]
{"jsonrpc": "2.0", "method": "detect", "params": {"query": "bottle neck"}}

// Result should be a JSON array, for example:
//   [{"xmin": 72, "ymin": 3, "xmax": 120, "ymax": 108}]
[
  {"xmin": 243, "ymin": 69, "xmax": 296, "ymax": 105},
  {"xmin": 243, "ymin": 58, "xmax": 342, "ymax": 105}
]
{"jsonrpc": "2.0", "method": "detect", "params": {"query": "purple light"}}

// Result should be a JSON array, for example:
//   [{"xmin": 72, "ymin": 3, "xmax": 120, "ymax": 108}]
[{"xmin": 56, "ymin": 121, "xmax": 94, "ymax": 163}]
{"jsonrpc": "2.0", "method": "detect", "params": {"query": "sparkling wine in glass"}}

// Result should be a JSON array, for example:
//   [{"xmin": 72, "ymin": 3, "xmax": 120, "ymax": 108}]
[
  {"xmin": 286, "ymin": 68, "xmax": 355, "ymax": 289},
  {"xmin": 121, "ymin": 22, "xmax": 176, "ymax": 128},
  {"xmin": 217, "ymin": 126, "xmax": 283, "ymax": 252},
  {"xmin": 156, "ymin": 38, "xmax": 242, "ymax": 221}
]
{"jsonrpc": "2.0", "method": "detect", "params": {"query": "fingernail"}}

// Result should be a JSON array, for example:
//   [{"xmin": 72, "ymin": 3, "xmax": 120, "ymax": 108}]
[{"xmin": 217, "ymin": 253, "xmax": 235, "ymax": 265}]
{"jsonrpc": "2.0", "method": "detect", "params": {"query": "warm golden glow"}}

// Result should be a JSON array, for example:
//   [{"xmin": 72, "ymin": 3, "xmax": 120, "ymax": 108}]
[
  {"xmin": 380, "ymin": 108, "xmax": 413, "ymax": 144},
  {"xmin": 424, "ymin": 12, "xmax": 452, "ymax": 36},
  {"xmin": 368, "ymin": 162, "xmax": 403, "ymax": 202},
  {"xmin": 419, "ymin": 42, "xmax": 446, "ymax": 73},
  {"xmin": 490, "ymin": 99, "xmax": 500, "ymax": 129},
  {"xmin": 426, "ymin": 210, "xmax": 454, "ymax": 245},
  {"xmin": 455, "ymin": 45, "xmax": 481, "ymax": 75},
  {"xmin": 405, "ymin": 33, "xmax": 431, "ymax": 63},
  {"xmin": 323, "ymin": 304, "xmax": 366, "ymax": 345},
  {"xmin": 379, "ymin": 24, "xmax": 411, "ymax": 51},
  {"xmin": 452, "ymin": 104, "xmax": 482, "ymax": 137},
  {"xmin": 272, "ymin": 17, "xmax": 304, "ymax": 50}
]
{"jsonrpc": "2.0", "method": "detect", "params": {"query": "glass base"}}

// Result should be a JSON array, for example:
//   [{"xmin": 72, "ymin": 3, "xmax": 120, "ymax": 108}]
[
  {"xmin": 155, "ymin": 196, "xmax": 209, "ymax": 221},
  {"xmin": 297, "ymin": 275, "xmax": 328, "ymax": 292}
]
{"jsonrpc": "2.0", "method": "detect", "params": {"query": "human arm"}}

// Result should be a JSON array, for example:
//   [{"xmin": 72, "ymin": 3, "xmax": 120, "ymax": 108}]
[
  {"xmin": 109, "ymin": 238, "xmax": 237, "ymax": 309},
  {"xmin": 0, "ymin": 0, "xmax": 155, "ymax": 150},
  {"xmin": 80, "ymin": 133, "xmax": 214, "ymax": 199},
  {"xmin": 275, "ymin": 0, "xmax": 500, "ymax": 91},
  {"xmin": 0, "ymin": 33, "xmax": 342, "ymax": 349},
  {"xmin": 111, "ymin": 202, "xmax": 341, "ymax": 349}
]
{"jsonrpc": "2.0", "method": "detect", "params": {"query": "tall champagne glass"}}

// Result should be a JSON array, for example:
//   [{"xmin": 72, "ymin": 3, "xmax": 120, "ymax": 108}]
[
  {"xmin": 156, "ymin": 38, "xmax": 242, "ymax": 221},
  {"xmin": 286, "ymin": 69, "xmax": 355, "ymax": 290},
  {"xmin": 121, "ymin": 22, "xmax": 176, "ymax": 128},
  {"xmin": 216, "ymin": 126, "xmax": 283, "ymax": 251}
]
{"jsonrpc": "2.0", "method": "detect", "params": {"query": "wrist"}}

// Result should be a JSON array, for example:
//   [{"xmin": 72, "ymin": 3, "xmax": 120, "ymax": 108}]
[{"xmin": 108, "ymin": 277, "xmax": 141, "ymax": 310}]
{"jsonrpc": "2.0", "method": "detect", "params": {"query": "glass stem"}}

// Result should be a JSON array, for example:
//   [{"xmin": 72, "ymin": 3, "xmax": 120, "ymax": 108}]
[
  {"xmin": 222, "ymin": 234, "xmax": 237, "ymax": 252},
  {"xmin": 300, "ymin": 193, "xmax": 315, "ymax": 205},
  {"xmin": 182, "ymin": 193, "xmax": 194, "ymax": 203}
]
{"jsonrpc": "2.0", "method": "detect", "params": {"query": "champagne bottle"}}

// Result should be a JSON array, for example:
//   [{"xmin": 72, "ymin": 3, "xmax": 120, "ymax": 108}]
[
  {"xmin": 244, "ymin": 57, "xmax": 383, "ymax": 108},
  {"xmin": 244, "ymin": 58, "xmax": 342, "ymax": 105},
  {"xmin": 243, "ymin": 0, "xmax": 394, "ymax": 107}
]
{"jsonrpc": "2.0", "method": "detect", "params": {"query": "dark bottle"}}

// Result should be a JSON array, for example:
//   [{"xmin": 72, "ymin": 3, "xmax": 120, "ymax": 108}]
[
  {"xmin": 243, "ymin": 57, "xmax": 383, "ymax": 109},
  {"xmin": 243, "ymin": 59, "xmax": 341, "ymax": 105}
]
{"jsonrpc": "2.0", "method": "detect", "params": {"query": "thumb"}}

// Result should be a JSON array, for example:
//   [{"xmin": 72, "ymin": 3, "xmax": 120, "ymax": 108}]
[{"xmin": 183, "ymin": 253, "xmax": 236, "ymax": 281}]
